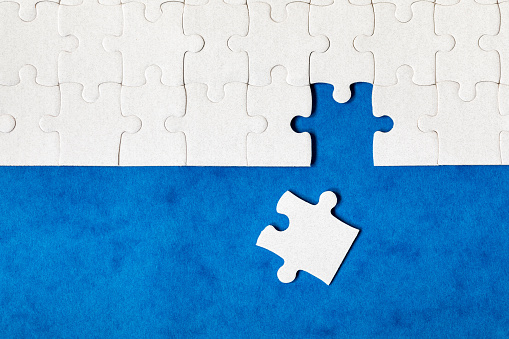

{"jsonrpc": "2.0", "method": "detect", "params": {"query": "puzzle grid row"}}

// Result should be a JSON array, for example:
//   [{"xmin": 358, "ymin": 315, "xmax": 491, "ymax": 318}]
[{"xmin": 1, "ymin": 0, "xmax": 508, "ymax": 165}]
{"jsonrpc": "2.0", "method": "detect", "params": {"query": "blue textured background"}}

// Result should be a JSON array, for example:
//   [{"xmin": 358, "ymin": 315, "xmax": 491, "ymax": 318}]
[{"xmin": 1, "ymin": 83, "xmax": 509, "ymax": 337}]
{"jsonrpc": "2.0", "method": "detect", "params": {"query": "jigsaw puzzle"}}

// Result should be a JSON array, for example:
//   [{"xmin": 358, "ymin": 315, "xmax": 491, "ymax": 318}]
[
  {"xmin": 0, "ymin": 1, "xmax": 508, "ymax": 165},
  {"xmin": 257, "ymin": 191, "xmax": 359, "ymax": 285}
]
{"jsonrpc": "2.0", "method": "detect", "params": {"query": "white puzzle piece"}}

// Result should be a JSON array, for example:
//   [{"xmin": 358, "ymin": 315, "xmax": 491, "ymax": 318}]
[
  {"xmin": 119, "ymin": 66, "xmax": 186, "ymax": 166},
  {"xmin": 418, "ymin": 81, "xmax": 509, "ymax": 165},
  {"xmin": 183, "ymin": 0, "xmax": 248, "ymax": 102},
  {"xmin": 435, "ymin": 0, "xmax": 500, "ymax": 101},
  {"xmin": 228, "ymin": 2, "xmax": 328, "ymax": 86},
  {"xmin": 247, "ymin": 66, "xmax": 312, "ymax": 167},
  {"xmin": 354, "ymin": 2, "xmax": 454, "ymax": 86},
  {"xmin": 0, "ymin": 65, "xmax": 59, "ymax": 165},
  {"xmin": 103, "ymin": 2, "xmax": 204, "ymax": 87},
  {"xmin": 309, "ymin": 0, "xmax": 374, "ymax": 103},
  {"xmin": 40, "ymin": 83, "xmax": 141, "ymax": 166},
  {"xmin": 0, "ymin": 2, "xmax": 77, "ymax": 86},
  {"xmin": 165, "ymin": 82, "xmax": 267, "ymax": 166},
  {"xmin": 373, "ymin": 65, "xmax": 438, "ymax": 166},
  {"xmin": 480, "ymin": 2, "xmax": 509, "ymax": 87},
  {"xmin": 58, "ymin": 0, "xmax": 123, "ymax": 102},
  {"xmin": 257, "ymin": 191, "xmax": 359, "ymax": 285}
]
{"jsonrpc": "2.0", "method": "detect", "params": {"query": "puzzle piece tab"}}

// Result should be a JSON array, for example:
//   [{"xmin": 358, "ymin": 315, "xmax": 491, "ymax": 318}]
[{"xmin": 257, "ymin": 191, "xmax": 359, "ymax": 285}]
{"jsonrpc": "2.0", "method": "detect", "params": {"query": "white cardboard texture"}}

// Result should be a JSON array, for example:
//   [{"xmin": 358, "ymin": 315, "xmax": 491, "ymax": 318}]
[
  {"xmin": 0, "ymin": 65, "xmax": 59, "ymax": 165},
  {"xmin": 419, "ymin": 81, "xmax": 509, "ymax": 165},
  {"xmin": 228, "ymin": 2, "xmax": 329, "ymax": 86},
  {"xmin": 0, "ymin": 2, "xmax": 77, "ymax": 86},
  {"xmin": 183, "ymin": 0, "xmax": 248, "ymax": 102},
  {"xmin": 480, "ymin": 2, "xmax": 509, "ymax": 86},
  {"xmin": 373, "ymin": 65, "xmax": 438, "ymax": 166},
  {"xmin": 40, "ymin": 83, "xmax": 141, "ymax": 166},
  {"xmin": 354, "ymin": 2, "xmax": 454, "ymax": 86},
  {"xmin": 257, "ymin": 191, "xmax": 359, "ymax": 285},
  {"xmin": 435, "ymin": 0, "xmax": 500, "ymax": 101},
  {"xmin": 309, "ymin": 0, "xmax": 374, "ymax": 103},
  {"xmin": 119, "ymin": 66, "xmax": 187, "ymax": 166},
  {"xmin": 58, "ymin": 0, "xmax": 122, "ymax": 102},
  {"xmin": 246, "ymin": 0, "xmax": 334, "ymax": 22},
  {"xmin": 103, "ymin": 2, "xmax": 204, "ymax": 87},
  {"xmin": 247, "ymin": 66, "xmax": 312, "ymax": 167},
  {"xmin": 165, "ymin": 82, "xmax": 267, "ymax": 166}
]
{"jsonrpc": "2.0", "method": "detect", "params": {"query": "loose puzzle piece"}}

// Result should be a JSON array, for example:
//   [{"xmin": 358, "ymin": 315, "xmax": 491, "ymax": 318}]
[
  {"xmin": 257, "ymin": 191, "xmax": 359, "ymax": 285},
  {"xmin": 435, "ymin": 0, "xmax": 500, "ymax": 101},
  {"xmin": 373, "ymin": 66, "xmax": 438, "ymax": 166},
  {"xmin": 0, "ymin": 2, "xmax": 77, "ymax": 86},
  {"xmin": 58, "ymin": 0, "xmax": 122, "ymax": 102},
  {"xmin": 354, "ymin": 2, "xmax": 454, "ymax": 86},
  {"xmin": 419, "ymin": 81, "xmax": 509, "ymax": 165},
  {"xmin": 309, "ymin": 0, "xmax": 374, "ymax": 103},
  {"xmin": 228, "ymin": 2, "xmax": 328, "ymax": 86},
  {"xmin": 183, "ymin": 0, "xmax": 248, "ymax": 102},
  {"xmin": 480, "ymin": 2, "xmax": 509, "ymax": 87},
  {"xmin": 40, "ymin": 83, "xmax": 141, "ymax": 166},
  {"xmin": 165, "ymin": 83, "xmax": 267, "ymax": 166},
  {"xmin": 247, "ymin": 66, "xmax": 312, "ymax": 166},
  {"xmin": 103, "ymin": 2, "xmax": 203, "ymax": 87},
  {"xmin": 119, "ymin": 66, "xmax": 186, "ymax": 166},
  {"xmin": 0, "ymin": 65, "xmax": 59, "ymax": 165}
]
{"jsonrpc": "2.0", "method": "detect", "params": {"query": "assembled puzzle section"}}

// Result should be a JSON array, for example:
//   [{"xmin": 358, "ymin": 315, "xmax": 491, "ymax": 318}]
[{"xmin": 0, "ymin": 0, "xmax": 508, "ymax": 166}]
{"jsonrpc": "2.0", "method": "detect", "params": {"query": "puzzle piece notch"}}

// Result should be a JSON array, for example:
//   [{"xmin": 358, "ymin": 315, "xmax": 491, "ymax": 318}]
[
  {"xmin": 103, "ymin": 2, "xmax": 204, "ymax": 87},
  {"xmin": 165, "ymin": 82, "xmax": 267, "ymax": 166},
  {"xmin": 372, "ymin": 0, "xmax": 433, "ymax": 23},
  {"xmin": 183, "ymin": 0, "xmax": 248, "ymax": 102},
  {"xmin": 40, "ymin": 83, "xmax": 141, "ymax": 166},
  {"xmin": 119, "ymin": 65, "xmax": 186, "ymax": 166},
  {"xmin": 497, "ymin": 85, "xmax": 509, "ymax": 164},
  {"xmin": 257, "ymin": 191, "xmax": 359, "ymax": 285},
  {"xmin": 435, "ymin": 0, "xmax": 500, "ymax": 101},
  {"xmin": 354, "ymin": 2, "xmax": 454, "ymax": 86},
  {"xmin": 418, "ymin": 81, "xmax": 509, "ymax": 165},
  {"xmin": 246, "ymin": 0, "xmax": 333, "ymax": 22},
  {"xmin": 0, "ymin": 65, "xmax": 59, "ymax": 165},
  {"xmin": 0, "ymin": 2, "xmax": 78, "ymax": 86},
  {"xmin": 373, "ymin": 65, "xmax": 439, "ymax": 166},
  {"xmin": 122, "ymin": 0, "xmax": 183, "ymax": 22},
  {"xmin": 228, "ymin": 2, "xmax": 329, "ymax": 86},
  {"xmin": 0, "ymin": 0, "xmax": 59, "ymax": 21},
  {"xmin": 309, "ymin": 0, "xmax": 374, "ymax": 103},
  {"xmin": 247, "ymin": 66, "xmax": 312, "ymax": 166}
]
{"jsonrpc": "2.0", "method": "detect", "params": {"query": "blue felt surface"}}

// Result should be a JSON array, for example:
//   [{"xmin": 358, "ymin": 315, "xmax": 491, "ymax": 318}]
[{"xmin": 1, "ymin": 83, "xmax": 509, "ymax": 337}]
